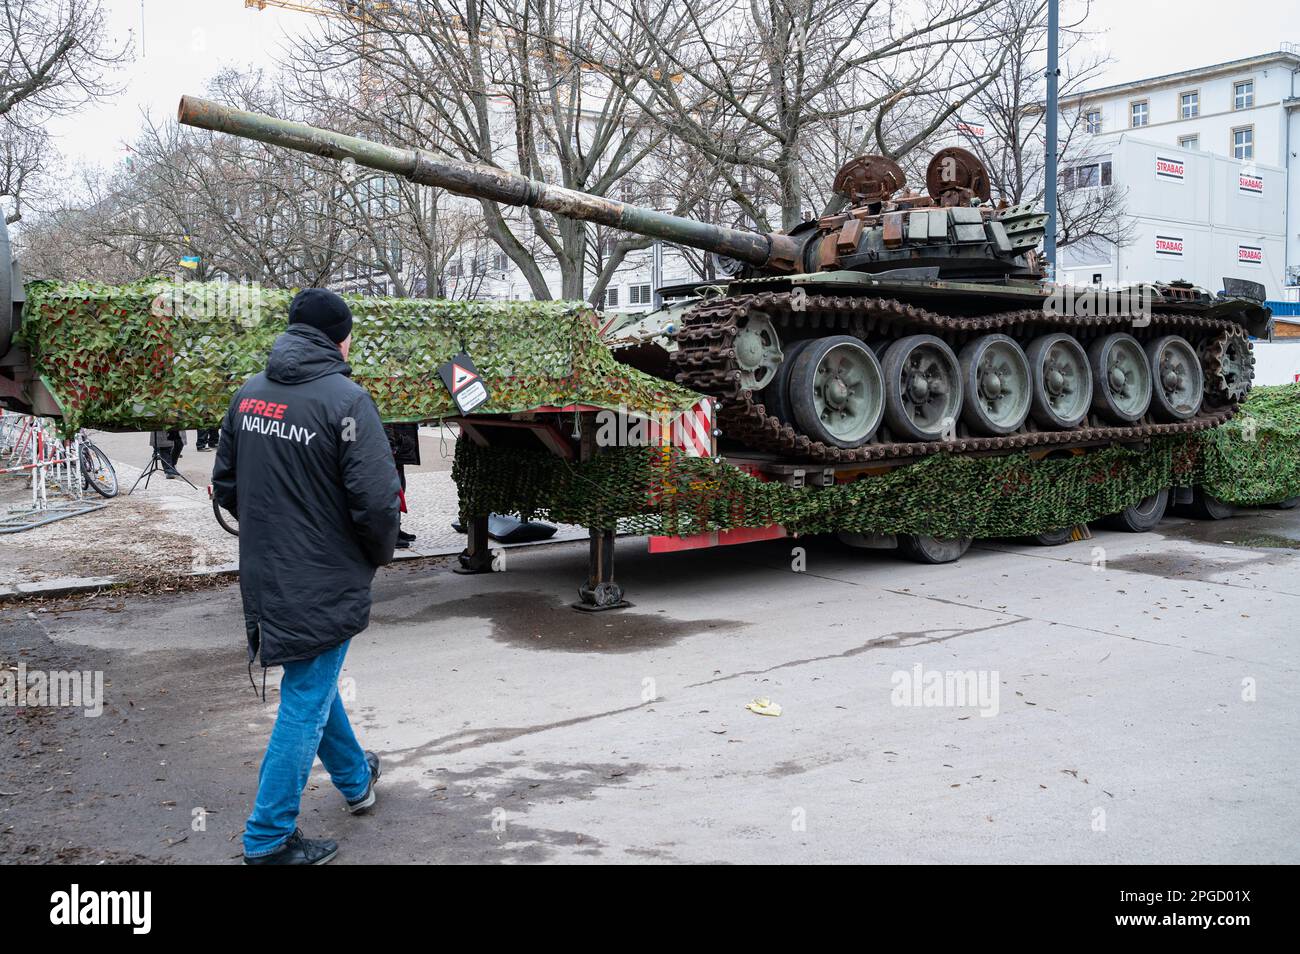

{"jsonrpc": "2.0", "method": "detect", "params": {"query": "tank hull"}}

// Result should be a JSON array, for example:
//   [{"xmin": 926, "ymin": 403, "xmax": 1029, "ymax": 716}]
[{"xmin": 609, "ymin": 274, "xmax": 1264, "ymax": 462}]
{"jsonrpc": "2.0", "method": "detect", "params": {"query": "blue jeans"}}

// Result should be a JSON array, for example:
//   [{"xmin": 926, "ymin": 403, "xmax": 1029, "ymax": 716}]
[{"xmin": 243, "ymin": 639, "xmax": 371, "ymax": 857}]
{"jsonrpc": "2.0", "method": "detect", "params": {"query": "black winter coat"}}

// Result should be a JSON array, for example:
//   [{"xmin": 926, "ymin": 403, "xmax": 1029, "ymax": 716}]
[{"xmin": 212, "ymin": 324, "xmax": 401, "ymax": 666}]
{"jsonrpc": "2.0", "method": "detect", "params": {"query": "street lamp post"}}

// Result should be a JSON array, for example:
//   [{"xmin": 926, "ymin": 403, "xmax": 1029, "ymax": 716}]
[{"xmin": 1043, "ymin": 0, "xmax": 1060, "ymax": 282}]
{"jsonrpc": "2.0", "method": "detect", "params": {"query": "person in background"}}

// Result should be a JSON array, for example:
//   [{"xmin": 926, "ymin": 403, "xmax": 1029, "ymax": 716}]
[
  {"xmin": 384, "ymin": 422, "xmax": 417, "ymax": 549},
  {"xmin": 164, "ymin": 428, "xmax": 185, "ymax": 478},
  {"xmin": 212, "ymin": 287, "xmax": 400, "ymax": 866},
  {"xmin": 196, "ymin": 426, "xmax": 220, "ymax": 451}
]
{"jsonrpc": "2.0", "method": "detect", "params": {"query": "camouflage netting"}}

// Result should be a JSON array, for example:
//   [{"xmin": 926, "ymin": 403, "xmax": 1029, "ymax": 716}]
[
  {"xmin": 19, "ymin": 280, "xmax": 700, "ymax": 434},
  {"xmin": 453, "ymin": 386, "xmax": 1300, "ymax": 539}
]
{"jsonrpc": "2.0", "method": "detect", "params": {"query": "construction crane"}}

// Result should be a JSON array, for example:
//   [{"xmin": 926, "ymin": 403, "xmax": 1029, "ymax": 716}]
[
  {"xmin": 243, "ymin": 1, "xmax": 384, "ymax": 18},
  {"xmin": 241, "ymin": 0, "xmax": 677, "ymax": 80}
]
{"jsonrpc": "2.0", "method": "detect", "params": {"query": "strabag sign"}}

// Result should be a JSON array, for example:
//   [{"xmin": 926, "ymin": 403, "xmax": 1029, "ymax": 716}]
[
  {"xmin": 1237, "ymin": 244, "xmax": 1263, "ymax": 268},
  {"xmin": 1155, "ymin": 155, "xmax": 1185, "ymax": 182},
  {"xmin": 1238, "ymin": 172, "xmax": 1264, "ymax": 196},
  {"xmin": 1154, "ymin": 234, "xmax": 1184, "ymax": 258}
]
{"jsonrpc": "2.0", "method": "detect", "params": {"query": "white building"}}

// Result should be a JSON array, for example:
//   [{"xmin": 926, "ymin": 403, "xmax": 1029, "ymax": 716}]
[{"xmin": 1058, "ymin": 46, "xmax": 1300, "ymax": 302}]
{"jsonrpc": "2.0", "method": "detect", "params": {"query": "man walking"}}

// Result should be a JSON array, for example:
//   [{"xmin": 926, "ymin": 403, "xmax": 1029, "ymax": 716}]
[{"xmin": 212, "ymin": 288, "xmax": 400, "ymax": 865}]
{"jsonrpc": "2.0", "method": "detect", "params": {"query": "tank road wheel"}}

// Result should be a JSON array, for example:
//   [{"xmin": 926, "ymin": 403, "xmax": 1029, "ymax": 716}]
[
  {"xmin": 1088, "ymin": 333, "xmax": 1152, "ymax": 423},
  {"xmin": 898, "ymin": 534, "xmax": 973, "ymax": 564},
  {"xmin": 1102, "ymin": 488, "xmax": 1170, "ymax": 532},
  {"xmin": 959, "ymin": 334, "xmax": 1031, "ymax": 436},
  {"xmin": 1027, "ymin": 333, "xmax": 1092, "ymax": 429},
  {"xmin": 733, "ymin": 311, "xmax": 783, "ymax": 391},
  {"xmin": 789, "ymin": 335, "xmax": 885, "ymax": 448},
  {"xmin": 1146, "ymin": 335, "xmax": 1204, "ymax": 421},
  {"xmin": 882, "ymin": 334, "xmax": 964, "ymax": 442},
  {"xmin": 761, "ymin": 339, "xmax": 811, "ymax": 426}
]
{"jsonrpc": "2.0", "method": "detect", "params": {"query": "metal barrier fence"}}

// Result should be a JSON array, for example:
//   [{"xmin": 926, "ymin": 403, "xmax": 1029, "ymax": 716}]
[{"xmin": 0, "ymin": 411, "xmax": 108, "ymax": 532}]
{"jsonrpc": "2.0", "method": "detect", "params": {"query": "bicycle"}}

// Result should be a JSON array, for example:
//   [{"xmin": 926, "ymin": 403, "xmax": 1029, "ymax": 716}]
[{"xmin": 78, "ymin": 434, "xmax": 119, "ymax": 498}]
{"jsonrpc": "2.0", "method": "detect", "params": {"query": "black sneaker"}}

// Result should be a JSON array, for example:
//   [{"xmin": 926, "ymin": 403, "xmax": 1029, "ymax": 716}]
[
  {"xmin": 397, "ymin": 529, "xmax": 416, "ymax": 542},
  {"xmin": 243, "ymin": 829, "xmax": 338, "ymax": 865},
  {"xmin": 347, "ymin": 752, "xmax": 381, "ymax": 815},
  {"xmin": 395, "ymin": 537, "xmax": 411, "ymax": 549}
]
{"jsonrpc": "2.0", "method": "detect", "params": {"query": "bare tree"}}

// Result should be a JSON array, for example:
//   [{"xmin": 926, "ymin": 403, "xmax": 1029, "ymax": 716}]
[
  {"xmin": 580, "ymin": 0, "xmax": 1011, "ymax": 232},
  {"xmin": 285, "ymin": 0, "xmax": 711, "ymax": 304},
  {"xmin": 0, "ymin": 122, "xmax": 48, "ymax": 223},
  {"xmin": 0, "ymin": 0, "xmax": 128, "ymax": 122},
  {"xmin": 119, "ymin": 69, "xmax": 377, "ymax": 287},
  {"xmin": 17, "ymin": 69, "xmax": 368, "ymax": 286},
  {"xmin": 14, "ymin": 164, "xmax": 173, "ymax": 283},
  {"xmin": 951, "ymin": 0, "xmax": 1132, "ymax": 251},
  {"xmin": 323, "ymin": 89, "xmax": 497, "ymax": 299},
  {"xmin": 0, "ymin": 0, "xmax": 127, "ymax": 223}
]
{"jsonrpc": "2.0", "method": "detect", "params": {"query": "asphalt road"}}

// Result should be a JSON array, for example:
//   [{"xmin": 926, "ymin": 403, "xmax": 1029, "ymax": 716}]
[{"xmin": 2, "ymin": 506, "xmax": 1297, "ymax": 864}]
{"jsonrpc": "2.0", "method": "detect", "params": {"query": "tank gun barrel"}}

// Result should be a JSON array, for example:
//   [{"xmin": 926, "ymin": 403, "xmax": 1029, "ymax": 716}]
[{"xmin": 177, "ymin": 95, "xmax": 796, "ymax": 270}]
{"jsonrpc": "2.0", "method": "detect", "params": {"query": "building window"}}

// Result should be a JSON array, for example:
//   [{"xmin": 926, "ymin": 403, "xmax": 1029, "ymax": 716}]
[
  {"xmin": 1085, "ymin": 110, "xmax": 1102, "ymax": 134},
  {"xmin": 491, "ymin": 251, "xmax": 510, "ymax": 272},
  {"xmin": 1130, "ymin": 100, "xmax": 1149, "ymax": 127},
  {"xmin": 603, "ymin": 286, "xmax": 620, "ymax": 308},
  {"xmin": 1233, "ymin": 80, "xmax": 1254, "ymax": 110},
  {"xmin": 1178, "ymin": 134, "xmax": 1199, "ymax": 150},
  {"xmin": 1232, "ymin": 125, "xmax": 1254, "ymax": 160},
  {"xmin": 447, "ymin": 259, "xmax": 463, "ymax": 278},
  {"xmin": 1179, "ymin": 91, "xmax": 1199, "ymax": 119},
  {"xmin": 1062, "ymin": 160, "xmax": 1112, "ymax": 191},
  {"xmin": 629, "ymin": 283, "xmax": 652, "ymax": 306}
]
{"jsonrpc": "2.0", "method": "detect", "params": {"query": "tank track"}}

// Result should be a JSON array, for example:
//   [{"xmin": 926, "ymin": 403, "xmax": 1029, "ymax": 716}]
[{"xmin": 671, "ymin": 292, "xmax": 1247, "ymax": 463}]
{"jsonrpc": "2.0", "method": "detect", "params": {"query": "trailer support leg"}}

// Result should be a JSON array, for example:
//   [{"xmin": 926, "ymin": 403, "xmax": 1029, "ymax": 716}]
[
  {"xmin": 573, "ymin": 527, "xmax": 629, "ymax": 611},
  {"xmin": 454, "ymin": 513, "xmax": 494, "ymax": 574}
]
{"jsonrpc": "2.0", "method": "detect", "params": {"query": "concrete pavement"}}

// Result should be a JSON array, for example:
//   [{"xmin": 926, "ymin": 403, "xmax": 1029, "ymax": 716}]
[{"xmin": 1, "ymin": 506, "xmax": 1296, "ymax": 863}]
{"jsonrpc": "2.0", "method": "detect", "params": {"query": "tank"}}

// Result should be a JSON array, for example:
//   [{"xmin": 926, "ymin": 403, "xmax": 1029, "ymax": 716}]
[
  {"xmin": 0, "ymin": 218, "xmax": 44, "ymax": 415},
  {"xmin": 177, "ymin": 95, "xmax": 1268, "ymax": 463}
]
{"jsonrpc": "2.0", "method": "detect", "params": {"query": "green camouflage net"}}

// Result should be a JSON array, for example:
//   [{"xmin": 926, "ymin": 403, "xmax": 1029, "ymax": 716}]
[
  {"xmin": 1198, "ymin": 385, "xmax": 1300, "ymax": 506},
  {"xmin": 19, "ymin": 280, "xmax": 700, "ymax": 434},
  {"xmin": 454, "ymin": 385, "xmax": 1300, "ymax": 539}
]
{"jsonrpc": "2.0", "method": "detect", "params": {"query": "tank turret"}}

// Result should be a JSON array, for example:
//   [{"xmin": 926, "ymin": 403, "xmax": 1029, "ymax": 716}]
[{"xmin": 178, "ymin": 96, "xmax": 1043, "ymax": 283}]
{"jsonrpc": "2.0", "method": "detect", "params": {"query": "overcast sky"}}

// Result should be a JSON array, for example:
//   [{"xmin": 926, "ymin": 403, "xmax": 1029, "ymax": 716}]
[{"xmin": 39, "ymin": 0, "xmax": 1300, "ymax": 173}]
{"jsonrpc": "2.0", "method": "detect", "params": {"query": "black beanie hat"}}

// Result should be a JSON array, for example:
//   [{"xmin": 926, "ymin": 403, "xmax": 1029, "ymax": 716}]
[{"xmin": 288, "ymin": 288, "xmax": 353, "ymax": 344}]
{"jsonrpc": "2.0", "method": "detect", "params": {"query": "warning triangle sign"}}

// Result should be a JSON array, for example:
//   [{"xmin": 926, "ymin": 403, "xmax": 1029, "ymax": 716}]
[
  {"xmin": 451, "ymin": 363, "xmax": 478, "ymax": 393},
  {"xmin": 438, "ymin": 352, "xmax": 490, "ymax": 414}
]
